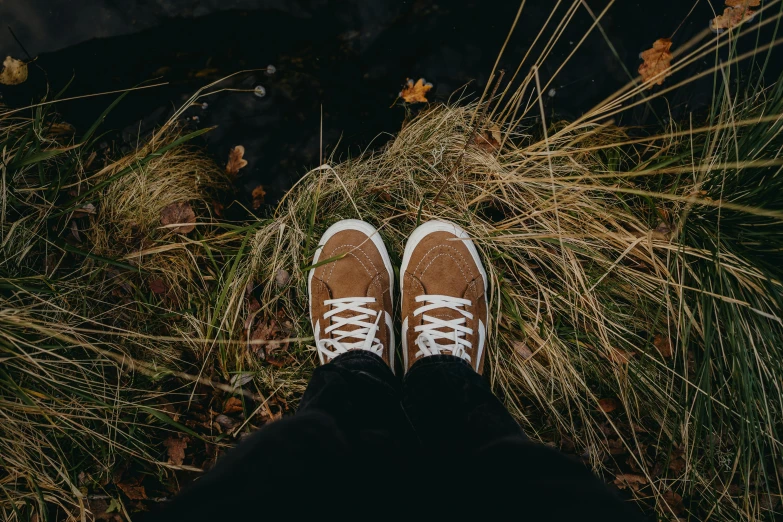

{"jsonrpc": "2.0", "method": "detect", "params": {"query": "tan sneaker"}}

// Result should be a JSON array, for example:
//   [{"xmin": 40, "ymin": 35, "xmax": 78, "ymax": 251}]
[
  {"xmin": 308, "ymin": 220, "xmax": 395, "ymax": 371},
  {"xmin": 400, "ymin": 220, "xmax": 489, "ymax": 373}
]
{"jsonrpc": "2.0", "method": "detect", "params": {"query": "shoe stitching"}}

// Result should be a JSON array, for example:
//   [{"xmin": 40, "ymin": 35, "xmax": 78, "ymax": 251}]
[
  {"xmin": 320, "ymin": 242, "xmax": 379, "ymax": 284},
  {"xmin": 411, "ymin": 243, "xmax": 471, "ymax": 279},
  {"xmin": 420, "ymin": 252, "xmax": 471, "ymax": 284}
]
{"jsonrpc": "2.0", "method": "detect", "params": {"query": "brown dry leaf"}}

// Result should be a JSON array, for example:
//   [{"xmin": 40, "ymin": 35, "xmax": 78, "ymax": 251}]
[
  {"xmin": 194, "ymin": 67, "xmax": 219, "ymax": 78},
  {"xmin": 223, "ymin": 397, "xmax": 244, "ymax": 414},
  {"xmin": 613, "ymin": 473, "xmax": 648, "ymax": 491},
  {"xmin": 0, "ymin": 56, "xmax": 28, "ymax": 85},
  {"xmin": 711, "ymin": 6, "xmax": 757, "ymax": 32},
  {"xmin": 608, "ymin": 347, "xmax": 634, "ymax": 365},
  {"xmin": 654, "ymin": 334, "xmax": 673, "ymax": 358},
  {"xmin": 160, "ymin": 201, "xmax": 196, "ymax": 233},
  {"xmin": 474, "ymin": 126, "xmax": 502, "ymax": 152},
  {"xmin": 72, "ymin": 203, "xmax": 96, "ymax": 219},
  {"xmin": 117, "ymin": 481, "xmax": 147, "ymax": 500},
  {"xmin": 149, "ymin": 278, "xmax": 168, "ymax": 295},
  {"xmin": 638, "ymin": 38, "xmax": 673, "ymax": 87},
  {"xmin": 399, "ymin": 78, "xmax": 433, "ymax": 103},
  {"xmin": 725, "ymin": 0, "xmax": 759, "ymax": 6},
  {"xmin": 512, "ymin": 341, "xmax": 534, "ymax": 360},
  {"xmin": 251, "ymin": 185, "xmax": 267, "ymax": 209},
  {"xmin": 669, "ymin": 456, "xmax": 687, "ymax": 473},
  {"xmin": 47, "ymin": 122, "xmax": 76, "ymax": 136},
  {"xmin": 163, "ymin": 437, "xmax": 188, "ymax": 466},
  {"xmin": 214, "ymin": 414, "xmax": 239, "ymax": 433},
  {"xmin": 226, "ymin": 145, "xmax": 248, "ymax": 176},
  {"xmin": 662, "ymin": 490, "xmax": 685, "ymax": 515},
  {"xmin": 607, "ymin": 438, "xmax": 627, "ymax": 455},
  {"xmin": 598, "ymin": 398, "xmax": 620, "ymax": 413}
]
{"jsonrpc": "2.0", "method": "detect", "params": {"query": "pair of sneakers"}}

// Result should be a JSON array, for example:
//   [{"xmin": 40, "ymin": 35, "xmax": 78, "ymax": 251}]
[{"xmin": 308, "ymin": 219, "xmax": 488, "ymax": 374}]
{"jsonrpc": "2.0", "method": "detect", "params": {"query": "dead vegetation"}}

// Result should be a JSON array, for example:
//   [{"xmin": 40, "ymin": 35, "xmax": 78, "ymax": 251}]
[{"xmin": 2, "ymin": 1, "xmax": 783, "ymax": 520}]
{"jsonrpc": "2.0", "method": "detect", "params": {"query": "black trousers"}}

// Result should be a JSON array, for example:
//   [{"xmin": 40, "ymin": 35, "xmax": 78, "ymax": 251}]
[{"xmin": 143, "ymin": 352, "xmax": 644, "ymax": 521}]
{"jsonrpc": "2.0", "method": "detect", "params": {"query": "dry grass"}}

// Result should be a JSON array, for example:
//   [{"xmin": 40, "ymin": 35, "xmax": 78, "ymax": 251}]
[{"xmin": 2, "ymin": 1, "xmax": 783, "ymax": 520}]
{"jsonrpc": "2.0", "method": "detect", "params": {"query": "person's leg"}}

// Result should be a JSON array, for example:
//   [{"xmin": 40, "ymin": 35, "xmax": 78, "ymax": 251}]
[
  {"xmin": 399, "ymin": 220, "xmax": 645, "ymax": 520},
  {"xmin": 142, "ymin": 220, "xmax": 406, "ymax": 520},
  {"xmin": 142, "ymin": 350, "xmax": 406, "ymax": 522}
]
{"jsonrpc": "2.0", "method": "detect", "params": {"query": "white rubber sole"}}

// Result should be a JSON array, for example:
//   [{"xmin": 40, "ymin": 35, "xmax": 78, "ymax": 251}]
[
  {"xmin": 400, "ymin": 220, "xmax": 489, "ymax": 371},
  {"xmin": 307, "ymin": 219, "xmax": 396, "ymax": 370}
]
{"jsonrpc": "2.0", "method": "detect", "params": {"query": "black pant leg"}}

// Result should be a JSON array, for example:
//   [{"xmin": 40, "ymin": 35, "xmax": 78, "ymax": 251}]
[
  {"xmin": 141, "ymin": 351, "xmax": 408, "ymax": 521},
  {"xmin": 402, "ymin": 354, "xmax": 524, "ymax": 452},
  {"xmin": 402, "ymin": 354, "xmax": 645, "ymax": 521},
  {"xmin": 473, "ymin": 437, "xmax": 647, "ymax": 521},
  {"xmin": 298, "ymin": 349, "xmax": 411, "ymax": 450}
]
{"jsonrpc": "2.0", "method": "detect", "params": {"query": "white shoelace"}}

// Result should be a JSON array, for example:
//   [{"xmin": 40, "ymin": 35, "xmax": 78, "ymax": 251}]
[
  {"xmin": 413, "ymin": 294, "xmax": 474, "ymax": 363},
  {"xmin": 317, "ymin": 297, "xmax": 383, "ymax": 361}
]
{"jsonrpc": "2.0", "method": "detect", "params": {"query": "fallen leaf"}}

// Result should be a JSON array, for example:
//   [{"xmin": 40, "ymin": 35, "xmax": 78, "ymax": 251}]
[
  {"xmin": 725, "ymin": 0, "xmax": 759, "ymax": 6},
  {"xmin": 0, "ymin": 56, "xmax": 28, "ymax": 85},
  {"xmin": 226, "ymin": 145, "xmax": 248, "ymax": 176},
  {"xmin": 160, "ymin": 201, "xmax": 196, "ymax": 233},
  {"xmin": 212, "ymin": 200, "xmax": 224, "ymax": 217},
  {"xmin": 149, "ymin": 278, "xmax": 168, "ymax": 295},
  {"xmin": 70, "ymin": 221, "xmax": 81, "ymax": 242},
  {"xmin": 194, "ymin": 67, "xmax": 219, "ymax": 78},
  {"xmin": 607, "ymin": 438, "xmax": 627, "ymax": 455},
  {"xmin": 711, "ymin": 6, "xmax": 757, "ymax": 32},
  {"xmin": 399, "ymin": 78, "xmax": 433, "ymax": 103},
  {"xmin": 224, "ymin": 397, "xmax": 244, "ymax": 414},
  {"xmin": 275, "ymin": 269, "xmax": 291, "ymax": 287},
  {"xmin": 214, "ymin": 414, "xmax": 239, "ymax": 432},
  {"xmin": 638, "ymin": 38, "xmax": 673, "ymax": 87},
  {"xmin": 247, "ymin": 296, "xmax": 261, "ymax": 313},
  {"xmin": 662, "ymin": 490, "xmax": 685, "ymax": 515},
  {"xmin": 474, "ymin": 126, "xmax": 502, "ymax": 152},
  {"xmin": 230, "ymin": 372, "xmax": 254, "ymax": 390},
  {"xmin": 512, "ymin": 341, "xmax": 534, "ymax": 360},
  {"xmin": 251, "ymin": 185, "xmax": 266, "ymax": 209},
  {"xmin": 613, "ymin": 473, "xmax": 648, "ymax": 491},
  {"xmin": 654, "ymin": 334, "xmax": 673, "ymax": 358},
  {"xmin": 47, "ymin": 122, "xmax": 76, "ymax": 136},
  {"xmin": 163, "ymin": 437, "xmax": 188, "ymax": 466},
  {"xmin": 608, "ymin": 347, "xmax": 634, "ymax": 365},
  {"xmin": 72, "ymin": 203, "xmax": 96, "ymax": 219},
  {"xmin": 598, "ymin": 398, "xmax": 620, "ymax": 413},
  {"xmin": 117, "ymin": 481, "xmax": 146, "ymax": 500},
  {"xmin": 669, "ymin": 455, "xmax": 686, "ymax": 473}
]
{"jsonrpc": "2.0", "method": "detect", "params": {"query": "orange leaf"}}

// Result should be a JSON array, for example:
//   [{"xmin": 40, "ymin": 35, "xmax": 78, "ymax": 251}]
[
  {"xmin": 654, "ymin": 334, "xmax": 673, "ymax": 358},
  {"xmin": 223, "ymin": 397, "xmax": 244, "ymax": 414},
  {"xmin": 638, "ymin": 38, "xmax": 673, "ymax": 88},
  {"xmin": 117, "ymin": 481, "xmax": 147, "ymax": 500},
  {"xmin": 163, "ymin": 437, "xmax": 188, "ymax": 466},
  {"xmin": 251, "ymin": 185, "xmax": 267, "ymax": 209},
  {"xmin": 725, "ymin": 0, "xmax": 759, "ymax": 6},
  {"xmin": 226, "ymin": 145, "xmax": 249, "ymax": 176},
  {"xmin": 663, "ymin": 490, "xmax": 685, "ymax": 515},
  {"xmin": 598, "ymin": 398, "xmax": 620, "ymax": 413},
  {"xmin": 160, "ymin": 201, "xmax": 196, "ymax": 234},
  {"xmin": 613, "ymin": 473, "xmax": 648, "ymax": 491},
  {"xmin": 711, "ymin": 6, "xmax": 757, "ymax": 32},
  {"xmin": 399, "ymin": 78, "xmax": 433, "ymax": 104}
]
